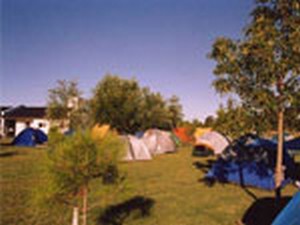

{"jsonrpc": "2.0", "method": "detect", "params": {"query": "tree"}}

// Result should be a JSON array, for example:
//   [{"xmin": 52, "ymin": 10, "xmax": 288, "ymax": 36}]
[
  {"xmin": 47, "ymin": 80, "xmax": 92, "ymax": 130},
  {"xmin": 35, "ymin": 130, "xmax": 125, "ymax": 225},
  {"xmin": 209, "ymin": 0, "xmax": 300, "ymax": 196},
  {"xmin": 167, "ymin": 95, "xmax": 184, "ymax": 128},
  {"xmin": 47, "ymin": 80, "xmax": 81, "ymax": 120},
  {"xmin": 91, "ymin": 75, "xmax": 183, "ymax": 133},
  {"xmin": 91, "ymin": 75, "xmax": 144, "ymax": 134},
  {"xmin": 140, "ymin": 89, "xmax": 171, "ymax": 130},
  {"xmin": 204, "ymin": 115, "xmax": 215, "ymax": 127},
  {"xmin": 213, "ymin": 99, "xmax": 269, "ymax": 139}
]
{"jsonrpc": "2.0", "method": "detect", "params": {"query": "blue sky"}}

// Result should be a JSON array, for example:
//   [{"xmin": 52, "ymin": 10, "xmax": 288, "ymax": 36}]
[{"xmin": 1, "ymin": 0, "xmax": 253, "ymax": 121}]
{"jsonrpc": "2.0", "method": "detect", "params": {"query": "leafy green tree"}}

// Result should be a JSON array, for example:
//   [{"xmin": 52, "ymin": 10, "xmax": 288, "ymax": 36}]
[
  {"xmin": 47, "ymin": 80, "xmax": 92, "ymax": 130},
  {"xmin": 34, "ymin": 130, "xmax": 125, "ymax": 225},
  {"xmin": 204, "ymin": 115, "xmax": 215, "ymax": 127},
  {"xmin": 213, "ymin": 99, "xmax": 270, "ymax": 139},
  {"xmin": 209, "ymin": 0, "xmax": 300, "ymax": 193},
  {"xmin": 167, "ymin": 95, "xmax": 184, "ymax": 128},
  {"xmin": 47, "ymin": 80, "xmax": 81, "ymax": 120},
  {"xmin": 91, "ymin": 75, "xmax": 144, "ymax": 134},
  {"xmin": 91, "ymin": 75, "xmax": 183, "ymax": 133},
  {"xmin": 141, "ymin": 88, "xmax": 171, "ymax": 130}
]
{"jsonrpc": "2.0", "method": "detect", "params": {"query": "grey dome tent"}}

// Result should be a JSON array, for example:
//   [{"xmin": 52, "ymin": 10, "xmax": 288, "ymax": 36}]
[
  {"xmin": 194, "ymin": 131, "xmax": 229, "ymax": 155},
  {"xmin": 123, "ymin": 135, "xmax": 152, "ymax": 161},
  {"xmin": 142, "ymin": 129, "xmax": 176, "ymax": 155}
]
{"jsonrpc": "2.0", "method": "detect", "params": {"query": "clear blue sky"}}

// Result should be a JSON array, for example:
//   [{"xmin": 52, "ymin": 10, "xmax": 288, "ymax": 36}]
[{"xmin": 1, "ymin": 0, "xmax": 253, "ymax": 121}]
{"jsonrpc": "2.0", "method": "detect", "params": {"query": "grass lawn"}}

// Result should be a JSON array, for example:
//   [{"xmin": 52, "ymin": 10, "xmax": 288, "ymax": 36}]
[{"xmin": 0, "ymin": 145, "xmax": 298, "ymax": 225}]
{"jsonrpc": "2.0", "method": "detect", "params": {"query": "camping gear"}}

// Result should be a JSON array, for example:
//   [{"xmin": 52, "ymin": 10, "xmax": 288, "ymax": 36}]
[
  {"xmin": 205, "ymin": 134, "xmax": 295, "ymax": 190},
  {"xmin": 193, "ymin": 127, "xmax": 212, "ymax": 141},
  {"xmin": 272, "ymin": 192, "xmax": 300, "ymax": 225},
  {"xmin": 123, "ymin": 135, "xmax": 152, "ymax": 161},
  {"xmin": 194, "ymin": 131, "xmax": 229, "ymax": 155},
  {"xmin": 91, "ymin": 124, "xmax": 110, "ymax": 141},
  {"xmin": 142, "ymin": 129, "xmax": 176, "ymax": 155},
  {"xmin": 13, "ymin": 127, "xmax": 48, "ymax": 146},
  {"xmin": 284, "ymin": 137, "xmax": 300, "ymax": 157},
  {"xmin": 173, "ymin": 127, "xmax": 193, "ymax": 144}
]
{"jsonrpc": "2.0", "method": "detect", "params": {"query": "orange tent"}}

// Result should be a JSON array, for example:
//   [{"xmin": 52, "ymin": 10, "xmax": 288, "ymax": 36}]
[
  {"xmin": 91, "ymin": 124, "xmax": 110, "ymax": 141},
  {"xmin": 173, "ymin": 127, "xmax": 193, "ymax": 144}
]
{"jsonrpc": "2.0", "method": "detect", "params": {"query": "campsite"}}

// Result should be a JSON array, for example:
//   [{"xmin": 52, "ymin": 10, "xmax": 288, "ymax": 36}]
[
  {"xmin": 2, "ymin": 0, "xmax": 300, "ymax": 225},
  {"xmin": 0, "ymin": 142, "xmax": 299, "ymax": 225}
]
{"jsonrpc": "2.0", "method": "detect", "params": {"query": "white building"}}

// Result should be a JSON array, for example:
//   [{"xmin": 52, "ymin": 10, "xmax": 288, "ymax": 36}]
[{"xmin": 0, "ymin": 105, "xmax": 50, "ymax": 137}]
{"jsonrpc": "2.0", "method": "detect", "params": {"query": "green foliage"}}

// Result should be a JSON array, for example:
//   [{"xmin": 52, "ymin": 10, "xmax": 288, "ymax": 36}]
[
  {"xmin": 69, "ymin": 99, "xmax": 94, "ymax": 130},
  {"xmin": 179, "ymin": 119, "xmax": 204, "ymax": 138},
  {"xmin": 91, "ymin": 75, "xmax": 183, "ymax": 134},
  {"xmin": 47, "ymin": 127, "xmax": 66, "ymax": 148},
  {"xmin": 32, "ymin": 130, "xmax": 125, "ymax": 223},
  {"xmin": 210, "ymin": 0, "xmax": 300, "ymax": 132},
  {"xmin": 204, "ymin": 116, "xmax": 215, "ymax": 127},
  {"xmin": 47, "ymin": 80, "xmax": 93, "ymax": 131},
  {"xmin": 1, "ymin": 146, "xmax": 299, "ymax": 225},
  {"xmin": 47, "ymin": 80, "xmax": 81, "ymax": 120},
  {"xmin": 213, "ymin": 99, "xmax": 275, "ymax": 138}
]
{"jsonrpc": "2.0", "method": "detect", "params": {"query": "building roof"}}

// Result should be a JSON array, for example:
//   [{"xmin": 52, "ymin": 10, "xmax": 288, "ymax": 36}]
[
  {"xmin": 3, "ymin": 105, "xmax": 46, "ymax": 119},
  {"xmin": 0, "ymin": 106, "xmax": 12, "ymax": 111}
]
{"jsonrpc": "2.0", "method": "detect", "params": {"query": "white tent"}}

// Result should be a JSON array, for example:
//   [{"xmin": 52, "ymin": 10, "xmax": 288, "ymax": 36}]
[
  {"xmin": 142, "ymin": 129, "xmax": 176, "ymax": 155},
  {"xmin": 194, "ymin": 131, "xmax": 229, "ymax": 155},
  {"xmin": 123, "ymin": 135, "xmax": 152, "ymax": 161}
]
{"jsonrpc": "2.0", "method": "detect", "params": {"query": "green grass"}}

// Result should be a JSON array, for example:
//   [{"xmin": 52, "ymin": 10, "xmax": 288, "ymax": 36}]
[{"xmin": 0, "ymin": 146, "xmax": 298, "ymax": 225}]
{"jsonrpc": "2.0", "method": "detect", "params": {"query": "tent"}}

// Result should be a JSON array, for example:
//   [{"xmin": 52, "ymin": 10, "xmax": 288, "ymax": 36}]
[
  {"xmin": 194, "ymin": 131, "xmax": 229, "ymax": 155},
  {"xmin": 284, "ymin": 137, "xmax": 300, "ymax": 151},
  {"xmin": 123, "ymin": 135, "xmax": 152, "ymax": 161},
  {"xmin": 193, "ymin": 127, "xmax": 212, "ymax": 141},
  {"xmin": 91, "ymin": 124, "xmax": 110, "ymax": 141},
  {"xmin": 205, "ymin": 135, "xmax": 295, "ymax": 190},
  {"xmin": 173, "ymin": 127, "xmax": 193, "ymax": 144},
  {"xmin": 142, "ymin": 129, "xmax": 176, "ymax": 155},
  {"xmin": 13, "ymin": 128, "xmax": 48, "ymax": 147},
  {"xmin": 272, "ymin": 192, "xmax": 300, "ymax": 225}
]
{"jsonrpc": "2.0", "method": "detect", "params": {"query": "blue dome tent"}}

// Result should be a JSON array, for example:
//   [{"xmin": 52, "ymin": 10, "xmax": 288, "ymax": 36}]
[
  {"xmin": 13, "ymin": 128, "xmax": 48, "ymax": 147},
  {"xmin": 205, "ymin": 134, "xmax": 295, "ymax": 190}
]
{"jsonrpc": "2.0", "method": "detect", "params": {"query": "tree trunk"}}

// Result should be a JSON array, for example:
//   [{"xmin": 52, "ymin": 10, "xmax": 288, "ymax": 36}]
[
  {"xmin": 275, "ymin": 77, "xmax": 284, "ymax": 201},
  {"xmin": 82, "ymin": 186, "xmax": 88, "ymax": 225},
  {"xmin": 72, "ymin": 206, "xmax": 79, "ymax": 225}
]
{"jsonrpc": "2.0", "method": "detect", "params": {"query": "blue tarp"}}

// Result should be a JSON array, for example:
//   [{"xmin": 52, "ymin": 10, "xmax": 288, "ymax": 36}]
[
  {"xmin": 206, "ymin": 159, "xmax": 291, "ymax": 190},
  {"xmin": 272, "ymin": 192, "xmax": 300, "ymax": 225},
  {"xmin": 205, "ymin": 135, "xmax": 295, "ymax": 190},
  {"xmin": 13, "ymin": 128, "xmax": 48, "ymax": 146}
]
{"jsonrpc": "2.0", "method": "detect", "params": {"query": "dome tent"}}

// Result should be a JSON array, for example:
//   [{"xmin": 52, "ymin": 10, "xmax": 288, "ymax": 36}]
[
  {"xmin": 91, "ymin": 124, "xmax": 110, "ymax": 141},
  {"xmin": 194, "ymin": 131, "xmax": 230, "ymax": 156},
  {"xmin": 13, "ymin": 127, "xmax": 48, "ymax": 147},
  {"xmin": 172, "ymin": 127, "xmax": 193, "ymax": 144},
  {"xmin": 123, "ymin": 135, "xmax": 152, "ymax": 161},
  {"xmin": 142, "ymin": 129, "xmax": 176, "ymax": 155},
  {"xmin": 205, "ymin": 134, "xmax": 295, "ymax": 190}
]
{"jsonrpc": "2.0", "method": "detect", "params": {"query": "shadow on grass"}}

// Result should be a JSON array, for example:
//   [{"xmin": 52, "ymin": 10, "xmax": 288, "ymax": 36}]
[
  {"xmin": 242, "ymin": 196, "xmax": 291, "ymax": 225},
  {"xmin": 0, "ymin": 151, "xmax": 18, "ymax": 158},
  {"xmin": 97, "ymin": 196, "xmax": 155, "ymax": 225},
  {"xmin": 0, "ymin": 142, "xmax": 13, "ymax": 147},
  {"xmin": 192, "ymin": 146, "xmax": 214, "ymax": 157},
  {"xmin": 193, "ymin": 159, "xmax": 216, "ymax": 173}
]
